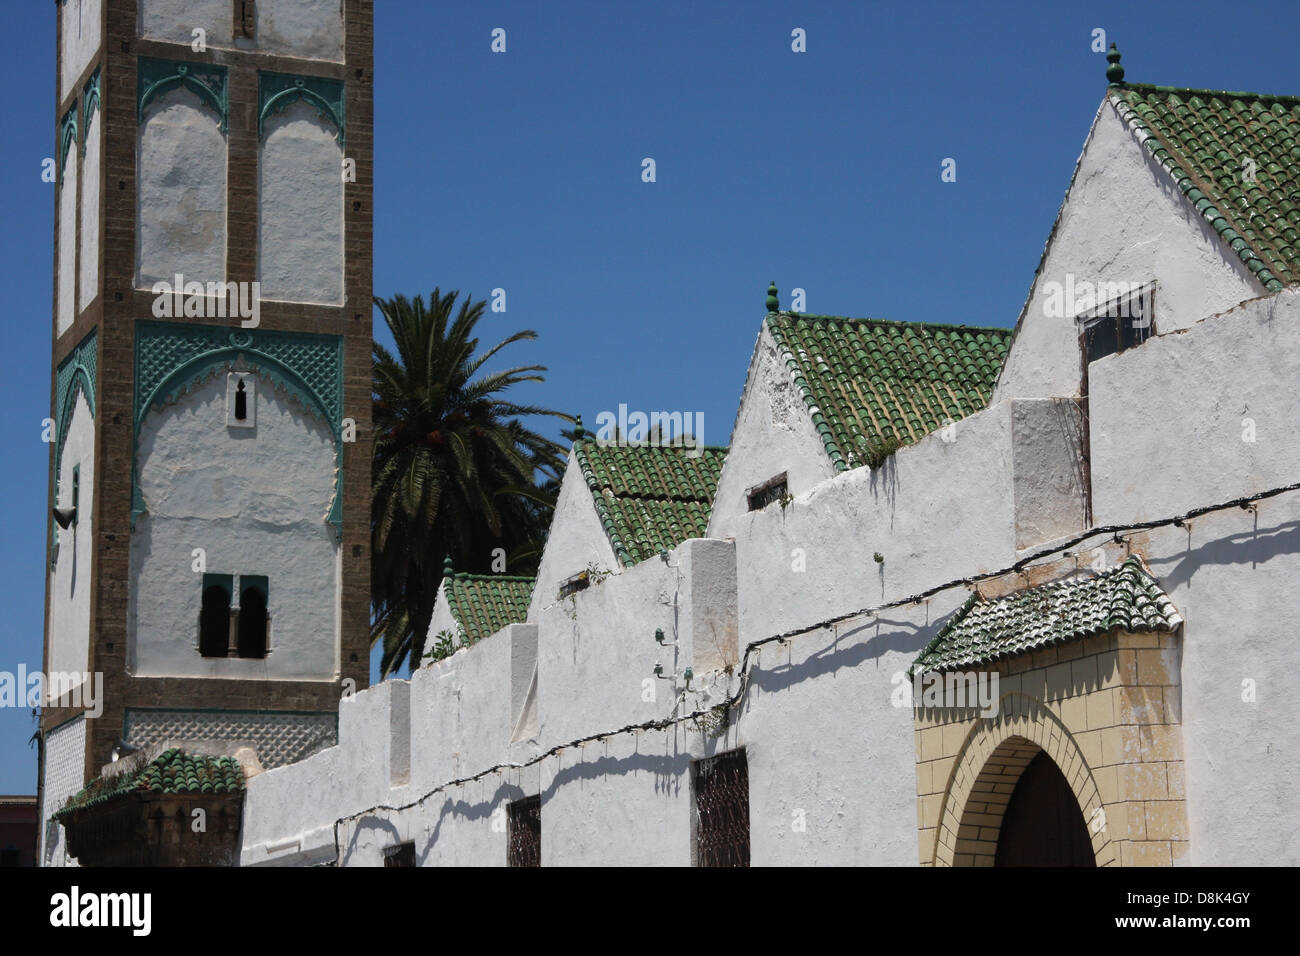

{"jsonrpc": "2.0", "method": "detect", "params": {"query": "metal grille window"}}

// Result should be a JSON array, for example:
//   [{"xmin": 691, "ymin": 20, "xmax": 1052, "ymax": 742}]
[
  {"xmin": 694, "ymin": 749, "xmax": 750, "ymax": 867},
  {"xmin": 383, "ymin": 841, "xmax": 415, "ymax": 867},
  {"xmin": 507, "ymin": 795, "xmax": 541, "ymax": 867}
]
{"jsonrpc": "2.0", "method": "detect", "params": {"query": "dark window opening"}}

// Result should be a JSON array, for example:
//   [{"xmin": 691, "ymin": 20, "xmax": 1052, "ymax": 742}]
[
  {"xmin": 694, "ymin": 749, "xmax": 750, "ymax": 867},
  {"xmin": 236, "ymin": 0, "xmax": 256, "ymax": 39},
  {"xmin": 1081, "ymin": 284, "xmax": 1155, "ymax": 363},
  {"xmin": 382, "ymin": 841, "xmax": 415, "ymax": 867},
  {"xmin": 507, "ymin": 795, "xmax": 541, "ymax": 867},
  {"xmin": 234, "ymin": 379, "xmax": 247, "ymax": 420},
  {"xmin": 558, "ymin": 571, "xmax": 590, "ymax": 599},
  {"xmin": 237, "ymin": 576, "xmax": 269, "ymax": 659},
  {"xmin": 0, "ymin": 847, "xmax": 20, "ymax": 867},
  {"xmin": 199, "ymin": 576, "xmax": 233, "ymax": 658},
  {"xmin": 747, "ymin": 473, "xmax": 788, "ymax": 512}
]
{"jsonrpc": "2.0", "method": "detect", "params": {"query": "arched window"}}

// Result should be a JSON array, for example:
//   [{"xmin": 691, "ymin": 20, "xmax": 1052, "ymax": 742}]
[
  {"xmin": 234, "ymin": 379, "xmax": 247, "ymax": 420},
  {"xmin": 238, "ymin": 576, "xmax": 269, "ymax": 658},
  {"xmin": 199, "ymin": 577, "xmax": 232, "ymax": 657}
]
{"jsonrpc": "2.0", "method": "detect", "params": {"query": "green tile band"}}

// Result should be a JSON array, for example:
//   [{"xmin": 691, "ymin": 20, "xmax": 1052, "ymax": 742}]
[
  {"xmin": 138, "ymin": 57, "xmax": 228, "ymax": 132},
  {"xmin": 258, "ymin": 71, "xmax": 345, "ymax": 146}
]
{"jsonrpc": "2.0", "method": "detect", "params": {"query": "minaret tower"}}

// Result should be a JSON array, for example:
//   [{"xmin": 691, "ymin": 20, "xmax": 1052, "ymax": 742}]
[{"xmin": 41, "ymin": 0, "xmax": 373, "ymax": 864}]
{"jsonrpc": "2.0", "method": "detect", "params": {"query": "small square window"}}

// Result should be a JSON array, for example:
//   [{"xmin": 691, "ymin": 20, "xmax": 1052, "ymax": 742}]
[
  {"xmin": 558, "ymin": 570, "xmax": 590, "ymax": 599},
  {"xmin": 746, "ymin": 473, "xmax": 788, "ymax": 512},
  {"xmin": 1078, "ymin": 282, "xmax": 1155, "ymax": 363},
  {"xmin": 382, "ymin": 841, "xmax": 415, "ymax": 867},
  {"xmin": 227, "ymin": 373, "xmax": 255, "ymax": 429}
]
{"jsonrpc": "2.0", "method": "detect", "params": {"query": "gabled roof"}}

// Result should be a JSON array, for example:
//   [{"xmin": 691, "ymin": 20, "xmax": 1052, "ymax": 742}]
[
  {"xmin": 911, "ymin": 557, "xmax": 1182, "ymax": 675},
  {"xmin": 1111, "ymin": 83, "xmax": 1300, "ymax": 291},
  {"xmin": 766, "ymin": 313, "xmax": 1012, "ymax": 471},
  {"xmin": 573, "ymin": 441, "xmax": 727, "ymax": 566},
  {"xmin": 442, "ymin": 572, "xmax": 535, "ymax": 644},
  {"xmin": 55, "ymin": 749, "xmax": 245, "ymax": 819}
]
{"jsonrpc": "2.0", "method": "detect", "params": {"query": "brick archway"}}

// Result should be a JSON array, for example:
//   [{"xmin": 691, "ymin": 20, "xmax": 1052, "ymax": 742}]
[{"xmin": 930, "ymin": 692, "xmax": 1116, "ymax": 867}]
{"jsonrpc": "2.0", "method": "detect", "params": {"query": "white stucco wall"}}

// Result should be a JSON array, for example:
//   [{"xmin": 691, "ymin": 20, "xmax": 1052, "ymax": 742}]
[
  {"xmin": 1090, "ymin": 289, "xmax": 1300, "ymax": 526},
  {"xmin": 57, "ymin": 150, "xmax": 77, "ymax": 335},
  {"xmin": 59, "ymin": 0, "xmax": 101, "ymax": 101},
  {"xmin": 136, "ymin": 87, "xmax": 227, "ymax": 290},
  {"xmin": 48, "ymin": 392, "xmax": 94, "ymax": 684},
  {"xmin": 140, "ymin": 0, "xmax": 234, "ymax": 48},
  {"xmin": 994, "ymin": 101, "xmax": 1261, "ymax": 403},
  {"xmin": 1137, "ymin": 506, "xmax": 1300, "ymax": 865},
  {"xmin": 526, "ymin": 448, "xmax": 619, "ymax": 620},
  {"xmin": 78, "ymin": 106, "xmax": 100, "ymax": 313},
  {"xmin": 129, "ymin": 372, "xmax": 339, "ymax": 680},
  {"xmin": 258, "ymin": 0, "xmax": 344, "ymax": 61},
  {"xmin": 258, "ymin": 102, "xmax": 343, "ymax": 305},
  {"xmin": 707, "ymin": 324, "xmax": 836, "ymax": 541}
]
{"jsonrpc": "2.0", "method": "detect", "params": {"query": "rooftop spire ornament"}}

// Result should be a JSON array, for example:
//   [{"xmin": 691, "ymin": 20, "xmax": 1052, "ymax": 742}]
[
  {"xmin": 573, "ymin": 414, "xmax": 585, "ymax": 441},
  {"xmin": 766, "ymin": 281, "xmax": 780, "ymax": 313},
  {"xmin": 1106, "ymin": 43, "xmax": 1125, "ymax": 86}
]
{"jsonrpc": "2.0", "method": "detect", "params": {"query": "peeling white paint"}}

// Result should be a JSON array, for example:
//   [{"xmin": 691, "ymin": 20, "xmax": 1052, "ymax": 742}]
[
  {"xmin": 258, "ymin": 102, "xmax": 343, "ymax": 305},
  {"xmin": 136, "ymin": 88, "xmax": 227, "ymax": 290},
  {"xmin": 78, "ymin": 107, "xmax": 99, "ymax": 313},
  {"xmin": 129, "ymin": 373, "xmax": 339, "ymax": 680}
]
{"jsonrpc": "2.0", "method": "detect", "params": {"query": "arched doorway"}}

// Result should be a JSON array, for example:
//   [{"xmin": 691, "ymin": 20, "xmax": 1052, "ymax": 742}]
[{"xmin": 995, "ymin": 751, "xmax": 1096, "ymax": 866}]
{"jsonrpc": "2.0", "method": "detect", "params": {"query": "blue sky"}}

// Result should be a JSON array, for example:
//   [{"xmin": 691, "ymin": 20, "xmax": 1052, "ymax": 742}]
[{"xmin": 1, "ymin": 0, "xmax": 1296, "ymax": 793}]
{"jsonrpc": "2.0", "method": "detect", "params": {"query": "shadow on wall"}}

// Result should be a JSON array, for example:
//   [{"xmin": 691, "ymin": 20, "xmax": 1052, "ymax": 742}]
[
  {"xmin": 1149, "ymin": 519, "xmax": 1300, "ymax": 593},
  {"xmin": 748, "ymin": 611, "xmax": 947, "ymax": 698}
]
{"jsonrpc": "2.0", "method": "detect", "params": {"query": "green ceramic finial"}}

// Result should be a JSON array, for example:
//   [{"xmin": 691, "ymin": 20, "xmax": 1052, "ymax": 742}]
[
  {"xmin": 766, "ymin": 281, "xmax": 779, "ymax": 313},
  {"xmin": 573, "ymin": 415, "xmax": 585, "ymax": 441},
  {"xmin": 1106, "ymin": 43, "xmax": 1125, "ymax": 85},
  {"xmin": 443, "ymin": 555, "xmax": 453, "ymax": 577}
]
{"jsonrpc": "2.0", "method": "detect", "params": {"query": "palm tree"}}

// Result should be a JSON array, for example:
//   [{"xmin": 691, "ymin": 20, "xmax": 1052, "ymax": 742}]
[{"xmin": 371, "ymin": 289, "xmax": 568, "ymax": 676}]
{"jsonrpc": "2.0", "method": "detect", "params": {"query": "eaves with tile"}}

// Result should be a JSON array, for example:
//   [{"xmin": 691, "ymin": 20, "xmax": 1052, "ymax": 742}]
[
  {"xmin": 438, "ymin": 556, "xmax": 536, "ymax": 645},
  {"xmin": 1105, "ymin": 44, "xmax": 1300, "ymax": 293},
  {"xmin": 55, "ymin": 748, "xmax": 245, "ymax": 819},
  {"xmin": 572, "ymin": 434, "xmax": 727, "ymax": 567},
  {"xmin": 763, "ymin": 289, "xmax": 1012, "ymax": 472},
  {"xmin": 910, "ymin": 556, "xmax": 1182, "ymax": 677}
]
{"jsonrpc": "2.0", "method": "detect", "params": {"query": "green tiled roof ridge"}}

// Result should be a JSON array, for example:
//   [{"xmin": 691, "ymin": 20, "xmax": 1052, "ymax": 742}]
[
  {"xmin": 443, "ymin": 574, "xmax": 535, "ymax": 645},
  {"xmin": 910, "ymin": 556, "xmax": 1182, "ymax": 676},
  {"xmin": 573, "ymin": 441, "xmax": 727, "ymax": 566},
  {"xmin": 1109, "ymin": 88, "xmax": 1295, "ymax": 292},
  {"xmin": 772, "ymin": 312, "xmax": 1014, "ymax": 336},
  {"xmin": 765, "ymin": 313, "xmax": 1013, "ymax": 472},
  {"xmin": 56, "ymin": 748, "xmax": 245, "ymax": 818},
  {"xmin": 1119, "ymin": 82, "xmax": 1300, "ymax": 106}
]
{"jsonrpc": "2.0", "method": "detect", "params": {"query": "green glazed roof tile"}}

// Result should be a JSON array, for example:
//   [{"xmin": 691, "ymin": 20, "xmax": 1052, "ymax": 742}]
[
  {"xmin": 573, "ymin": 442, "xmax": 727, "ymax": 566},
  {"xmin": 1111, "ymin": 84, "xmax": 1300, "ymax": 292},
  {"xmin": 443, "ymin": 574, "xmax": 536, "ymax": 645},
  {"xmin": 766, "ymin": 314, "xmax": 1012, "ymax": 471},
  {"xmin": 911, "ymin": 557, "xmax": 1182, "ymax": 675},
  {"xmin": 55, "ymin": 748, "xmax": 245, "ymax": 819}
]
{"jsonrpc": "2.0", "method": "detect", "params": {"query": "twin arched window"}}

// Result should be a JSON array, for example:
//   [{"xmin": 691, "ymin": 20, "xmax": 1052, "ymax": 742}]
[{"xmin": 199, "ymin": 573, "xmax": 269, "ymax": 659}]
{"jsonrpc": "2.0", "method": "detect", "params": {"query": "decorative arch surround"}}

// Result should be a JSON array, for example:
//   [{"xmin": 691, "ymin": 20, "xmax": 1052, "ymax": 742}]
[
  {"xmin": 81, "ymin": 67, "xmax": 100, "ymax": 153},
  {"xmin": 132, "ymin": 322, "xmax": 344, "ymax": 535},
  {"xmin": 58, "ymin": 103, "xmax": 78, "ymax": 185},
  {"xmin": 51, "ymin": 331, "xmax": 98, "ymax": 566},
  {"xmin": 258, "ymin": 71, "xmax": 345, "ymax": 145},
  {"xmin": 137, "ymin": 57, "xmax": 228, "ymax": 132},
  {"xmin": 929, "ymin": 697, "xmax": 1113, "ymax": 867}
]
